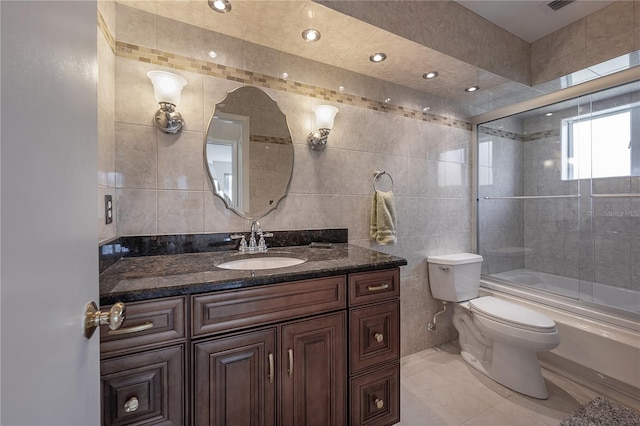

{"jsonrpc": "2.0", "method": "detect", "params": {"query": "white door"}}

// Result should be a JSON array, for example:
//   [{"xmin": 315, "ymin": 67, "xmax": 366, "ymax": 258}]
[{"xmin": 1, "ymin": 1, "xmax": 100, "ymax": 424}]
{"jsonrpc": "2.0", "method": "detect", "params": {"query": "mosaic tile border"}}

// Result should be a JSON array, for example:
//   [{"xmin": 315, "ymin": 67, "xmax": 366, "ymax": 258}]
[
  {"xmin": 250, "ymin": 135, "xmax": 292, "ymax": 145},
  {"xmin": 479, "ymin": 126, "xmax": 561, "ymax": 142},
  {"xmin": 97, "ymin": 12, "xmax": 471, "ymax": 132}
]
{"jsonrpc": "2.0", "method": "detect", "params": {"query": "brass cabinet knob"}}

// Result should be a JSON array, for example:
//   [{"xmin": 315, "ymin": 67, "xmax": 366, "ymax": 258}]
[
  {"xmin": 124, "ymin": 396, "xmax": 139, "ymax": 413},
  {"xmin": 374, "ymin": 333, "xmax": 384, "ymax": 343},
  {"xmin": 374, "ymin": 398, "xmax": 384, "ymax": 409}
]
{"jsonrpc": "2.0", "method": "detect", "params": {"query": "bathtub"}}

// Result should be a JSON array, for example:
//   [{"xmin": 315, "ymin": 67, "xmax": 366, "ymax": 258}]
[
  {"xmin": 491, "ymin": 269, "xmax": 640, "ymax": 315},
  {"xmin": 480, "ymin": 275, "xmax": 640, "ymax": 409}
]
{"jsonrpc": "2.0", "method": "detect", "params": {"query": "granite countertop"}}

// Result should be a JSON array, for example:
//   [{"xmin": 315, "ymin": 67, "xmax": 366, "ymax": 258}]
[{"xmin": 99, "ymin": 243, "xmax": 407, "ymax": 306}]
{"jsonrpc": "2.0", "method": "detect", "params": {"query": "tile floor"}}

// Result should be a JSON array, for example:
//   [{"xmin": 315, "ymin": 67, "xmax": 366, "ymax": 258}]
[{"xmin": 399, "ymin": 343, "xmax": 604, "ymax": 425}]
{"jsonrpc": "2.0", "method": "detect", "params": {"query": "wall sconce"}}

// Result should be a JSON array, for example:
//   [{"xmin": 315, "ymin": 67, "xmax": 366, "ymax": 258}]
[
  {"xmin": 147, "ymin": 71, "xmax": 187, "ymax": 134},
  {"xmin": 307, "ymin": 105, "xmax": 339, "ymax": 151}
]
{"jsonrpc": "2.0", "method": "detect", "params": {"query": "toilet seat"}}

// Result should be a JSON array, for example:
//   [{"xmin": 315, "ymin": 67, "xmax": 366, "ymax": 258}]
[{"xmin": 469, "ymin": 296, "xmax": 556, "ymax": 333}]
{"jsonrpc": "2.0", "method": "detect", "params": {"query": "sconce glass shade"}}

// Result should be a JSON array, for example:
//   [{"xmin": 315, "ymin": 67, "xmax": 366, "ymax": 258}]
[
  {"xmin": 313, "ymin": 105, "xmax": 339, "ymax": 129},
  {"xmin": 147, "ymin": 71, "xmax": 187, "ymax": 106},
  {"xmin": 308, "ymin": 105, "xmax": 339, "ymax": 151},
  {"xmin": 147, "ymin": 71, "xmax": 187, "ymax": 134}
]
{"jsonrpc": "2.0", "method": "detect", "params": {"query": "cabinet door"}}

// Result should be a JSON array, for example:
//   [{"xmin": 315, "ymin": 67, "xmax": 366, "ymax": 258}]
[
  {"xmin": 281, "ymin": 313, "xmax": 346, "ymax": 426},
  {"xmin": 101, "ymin": 345, "xmax": 184, "ymax": 426},
  {"xmin": 194, "ymin": 328, "xmax": 276, "ymax": 426}
]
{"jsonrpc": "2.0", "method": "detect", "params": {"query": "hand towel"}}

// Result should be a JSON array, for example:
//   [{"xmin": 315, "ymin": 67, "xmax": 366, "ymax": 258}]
[{"xmin": 370, "ymin": 190, "xmax": 397, "ymax": 245}]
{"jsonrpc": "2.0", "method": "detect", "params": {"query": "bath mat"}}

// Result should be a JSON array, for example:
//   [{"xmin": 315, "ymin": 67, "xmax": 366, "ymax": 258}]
[{"xmin": 560, "ymin": 397, "xmax": 640, "ymax": 426}]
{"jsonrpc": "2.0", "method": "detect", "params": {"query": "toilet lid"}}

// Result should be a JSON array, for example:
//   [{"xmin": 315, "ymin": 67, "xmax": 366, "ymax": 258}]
[{"xmin": 469, "ymin": 296, "xmax": 556, "ymax": 332}]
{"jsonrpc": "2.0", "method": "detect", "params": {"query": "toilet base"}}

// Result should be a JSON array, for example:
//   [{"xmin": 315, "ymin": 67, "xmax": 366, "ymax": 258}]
[{"xmin": 460, "ymin": 343, "xmax": 549, "ymax": 399}]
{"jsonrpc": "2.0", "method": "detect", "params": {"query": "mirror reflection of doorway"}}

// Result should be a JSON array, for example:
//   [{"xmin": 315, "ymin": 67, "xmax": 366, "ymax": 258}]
[{"xmin": 206, "ymin": 112, "xmax": 250, "ymax": 210}]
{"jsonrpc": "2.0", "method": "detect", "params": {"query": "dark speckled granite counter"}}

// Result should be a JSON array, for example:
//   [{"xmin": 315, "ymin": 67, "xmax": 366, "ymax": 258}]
[{"xmin": 99, "ymin": 243, "xmax": 407, "ymax": 306}]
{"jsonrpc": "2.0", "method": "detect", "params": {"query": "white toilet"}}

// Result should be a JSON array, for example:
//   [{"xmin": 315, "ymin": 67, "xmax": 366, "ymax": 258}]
[{"xmin": 427, "ymin": 253, "xmax": 560, "ymax": 399}]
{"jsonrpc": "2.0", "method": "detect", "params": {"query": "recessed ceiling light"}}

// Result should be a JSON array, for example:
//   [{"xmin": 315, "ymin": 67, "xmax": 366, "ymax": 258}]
[
  {"xmin": 545, "ymin": 112, "xmax": 553, "ymax": 117},
  {"xmin": 208, "ymin": 50, "xmax": 218, "ymax": 59},
  {"xmin": 369, "ymin": 53, "xmax": 387, "ymax": 63},
  {"xmin": 465, "ymin": 85, "xmax": 479, "ymax": 92},
  {"xmin": 208, "ymin": 0, "xmax": 231, "ymax": 13},
  {"xmin": 423, "ymin": 71, "xmax": 439, "ymax": 79},
  {"xmin": 302, "ymin": 28, "xmax": 321, "ymax": 42}
]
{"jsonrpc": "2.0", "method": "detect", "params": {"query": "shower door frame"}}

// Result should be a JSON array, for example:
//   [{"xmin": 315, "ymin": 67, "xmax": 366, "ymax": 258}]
[{"xmin": 469, "ymin": 66, "xmax": 640, "ymax": 329}]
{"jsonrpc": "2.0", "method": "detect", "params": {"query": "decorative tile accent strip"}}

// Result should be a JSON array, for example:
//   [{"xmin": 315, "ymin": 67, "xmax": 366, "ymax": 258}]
[
  {"xmin": 524, "ymin": 129, "xmax": 561, "ymax": 142},
  {"xmin": 250, "ymin": 135, "xmax": 292, "ymax": 145},
  {"xmin": 479, "ymin": 126, "xmax": 561, "ymax": 142},
  {"xmin": 478, "ymin": 126, "xmax": 525, "ymax": 142},
  {"xmin": 97, "ymin": 16, "xmax": 471, "ymax": 132}
]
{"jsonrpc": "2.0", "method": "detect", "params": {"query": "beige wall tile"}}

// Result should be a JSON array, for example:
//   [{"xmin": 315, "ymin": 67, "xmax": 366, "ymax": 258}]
[
  {"xmin": 116, "ymin": 189, "xmax": 157, "ymax": 235},
  {"xmin": 279, "ymin": 52, "xmax": 310, "ymax": 86},
  {"xmin": 156, "ymin": 15, "xmax": 204, "ymax": 61},
  {"xmin": 587, "ymin": 30, "xmax": 635, "ymax": 65},
  {"xmin": 203, "ymin": 29, "xmax": 244, "ymax": 70},
  {"xmin": 169, "ymin": 69, "xmax": 204, "ymax": 132},
  {"xmin": 98, "ymin": 0, "xmax": 116, "ymax": 36},
  {"xmin": 157, "ymin": 130, "xmax": 204, "ymax": 190},
  {"xmin": 586, "ymin": 1, "xmax": 635, "ymax": 44},
  {"xmin": 547, "ymin": 19, "xmax": 586, "ymax": 62},
  {"xmin": 97, "ymin": 30, "xmax": 115, "ymax": 119},
  {"xmin": 114, "ymin": 57, "xmax": 156, "ymax": 126},
  {"xmin": 115, "ymin": 123, "xmax": 157, "ymax": 189},
  {"xmin": 116, "ymin": 3, "xmax": 156, "ymax": 48},
  {"xmin": 157, "ymin": 190, "xmax": 204, "ymax": 234},
  {"xmin": 98, "ymin": 106, "xmax": 115, "ymax": 188},
  {"xmin": 243, "ymin": 42, "xmax": 280, "ymax": 79}
]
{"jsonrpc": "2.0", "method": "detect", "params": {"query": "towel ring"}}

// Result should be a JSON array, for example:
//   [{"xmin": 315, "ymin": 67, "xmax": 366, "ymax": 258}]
[{"xmin": 373, "ymin": 170, "xmax": 395, "ymax": 192}]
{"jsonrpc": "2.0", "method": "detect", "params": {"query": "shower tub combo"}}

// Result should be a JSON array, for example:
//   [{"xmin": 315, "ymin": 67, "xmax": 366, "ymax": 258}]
[{"xmin": 472, "ymin": 71, "xmax": 640, "ymax": 409}]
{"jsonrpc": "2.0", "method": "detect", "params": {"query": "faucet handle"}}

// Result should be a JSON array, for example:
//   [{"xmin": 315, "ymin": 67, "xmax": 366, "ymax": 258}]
[
  {"xmin": 260, "ymin": 231, "xmax": 274, "ymax": 238},
  {"xmin": 230, "ymin": 233, "xmax": 244, "ymax": 240}
]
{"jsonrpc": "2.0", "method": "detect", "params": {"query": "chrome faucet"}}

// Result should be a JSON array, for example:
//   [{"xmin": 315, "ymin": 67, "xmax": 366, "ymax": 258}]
[
  {"xmin": 249, "ymin": 220, "xmax": 261, "ymax": 251},
  {"xmin": 231, "ymin": 221, "xmax": 272, "ymax": 253}
]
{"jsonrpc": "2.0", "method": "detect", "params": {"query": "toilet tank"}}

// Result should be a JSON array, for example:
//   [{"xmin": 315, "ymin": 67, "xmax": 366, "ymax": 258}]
[{"xmin": 427, "ymin": 253, "xmax": 483, "ymax": 301}]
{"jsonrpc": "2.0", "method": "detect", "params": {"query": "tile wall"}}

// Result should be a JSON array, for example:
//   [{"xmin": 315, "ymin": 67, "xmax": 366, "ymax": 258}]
[
  {"xmin": 531, "ymin": 1, "xmax": 640, "ymax": 86},
  {"xmin": 97, "ymin": 3, "xmax": 477, "ymax": 355}
]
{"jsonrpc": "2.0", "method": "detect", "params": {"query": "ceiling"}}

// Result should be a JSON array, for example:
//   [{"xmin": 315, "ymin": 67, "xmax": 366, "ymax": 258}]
[
  {"xmin": 116, "ymin": 0, "xmax": 629, "ymax": 114},
  {"xmin": 455, "ymin": 1, "xmax": 615, "ymax": 43}
]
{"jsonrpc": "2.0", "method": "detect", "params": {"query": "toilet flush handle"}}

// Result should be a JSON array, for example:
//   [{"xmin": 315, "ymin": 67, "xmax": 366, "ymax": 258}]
[{"xmin": 438, "ymin": 266, "xmax": 450, "ymax": 272}]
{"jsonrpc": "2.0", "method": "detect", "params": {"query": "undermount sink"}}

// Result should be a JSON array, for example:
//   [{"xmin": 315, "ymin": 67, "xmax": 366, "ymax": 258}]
[{"xmin": 216, "ymin": 255, "xmax": 306, "ymax": 271}]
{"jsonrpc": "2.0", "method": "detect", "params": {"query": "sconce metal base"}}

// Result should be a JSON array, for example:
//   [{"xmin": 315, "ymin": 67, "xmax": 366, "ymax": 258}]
[
  {"xmin": 307, "ymin": 128, "xmax": 330, "ymax": 151},
  {"xmin": 153, "ymin": 102, "xmax": 185, "ymax": 134}
]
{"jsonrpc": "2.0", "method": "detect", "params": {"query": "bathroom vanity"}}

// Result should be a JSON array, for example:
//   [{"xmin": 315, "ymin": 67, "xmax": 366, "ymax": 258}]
[{"xmin": 98, "ymin": 237, "xmax": 406, "ymax": 425}]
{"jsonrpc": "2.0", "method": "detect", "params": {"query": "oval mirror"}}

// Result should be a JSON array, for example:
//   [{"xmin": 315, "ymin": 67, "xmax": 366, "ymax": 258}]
[{"xmin": 205, "ymin": 86, "xmax": 294, "ymax": 219}]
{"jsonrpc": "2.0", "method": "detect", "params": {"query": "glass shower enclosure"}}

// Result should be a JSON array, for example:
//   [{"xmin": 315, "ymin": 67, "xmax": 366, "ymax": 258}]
[{"xmin": 476, "ymin": 79, "xmax": 640, "ymax": 317}]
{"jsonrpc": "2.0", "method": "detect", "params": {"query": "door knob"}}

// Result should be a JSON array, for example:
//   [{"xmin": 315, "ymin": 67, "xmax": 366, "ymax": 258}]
[{"xmin": 84, "ymin": 301, "xmax": 126, "ymax": 338}]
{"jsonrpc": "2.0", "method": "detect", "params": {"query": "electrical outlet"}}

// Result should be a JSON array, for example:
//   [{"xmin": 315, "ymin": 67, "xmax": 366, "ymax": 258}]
[{"xmin": 105, "ymin": 194, "xmax": 113, "ymax": 225}]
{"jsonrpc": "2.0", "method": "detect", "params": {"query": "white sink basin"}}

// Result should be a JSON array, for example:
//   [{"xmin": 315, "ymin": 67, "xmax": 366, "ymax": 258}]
[{"xmin": 216, "ymin": 256, "xmax": 306, "ymax": 270}]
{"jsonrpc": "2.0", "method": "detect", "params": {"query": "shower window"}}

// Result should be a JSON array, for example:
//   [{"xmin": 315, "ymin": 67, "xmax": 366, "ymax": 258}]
[{"xmin": 562, "ymin": 104, "xmax": 639, "ymax": 180}]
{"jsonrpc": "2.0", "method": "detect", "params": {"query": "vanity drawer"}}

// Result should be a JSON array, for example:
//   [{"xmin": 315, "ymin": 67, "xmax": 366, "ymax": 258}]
[
  {"xmin": 350, "ymin": 300, "xmax": 400, "ymax": 374},
  {"xmin": 192, "ymin": 275, "xmax": 346, "ymax": 338},
  {"xmin": 349, "ymin": 269, "xmax": 400, "ymax": 306},
  {"xmin": 101, "ymin": 345, "xmax": 185, "ymax": 426},
  {"xmin": 351, "ymin": 363, "xmax": 400, "ymax": 426},
  {"xmin": 100, "ymin": 297, "xmax": 186, "ymax": 357}
]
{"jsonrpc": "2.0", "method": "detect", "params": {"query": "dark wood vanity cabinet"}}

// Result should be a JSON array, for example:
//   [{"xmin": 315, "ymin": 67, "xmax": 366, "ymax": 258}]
[
  {"xmin": 100, "ymin": 268, "xmax": 400, "ymax": 426},
  {"xmin": 349, "ymin": 269, "xmax": 401, "ymax": 426}
]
